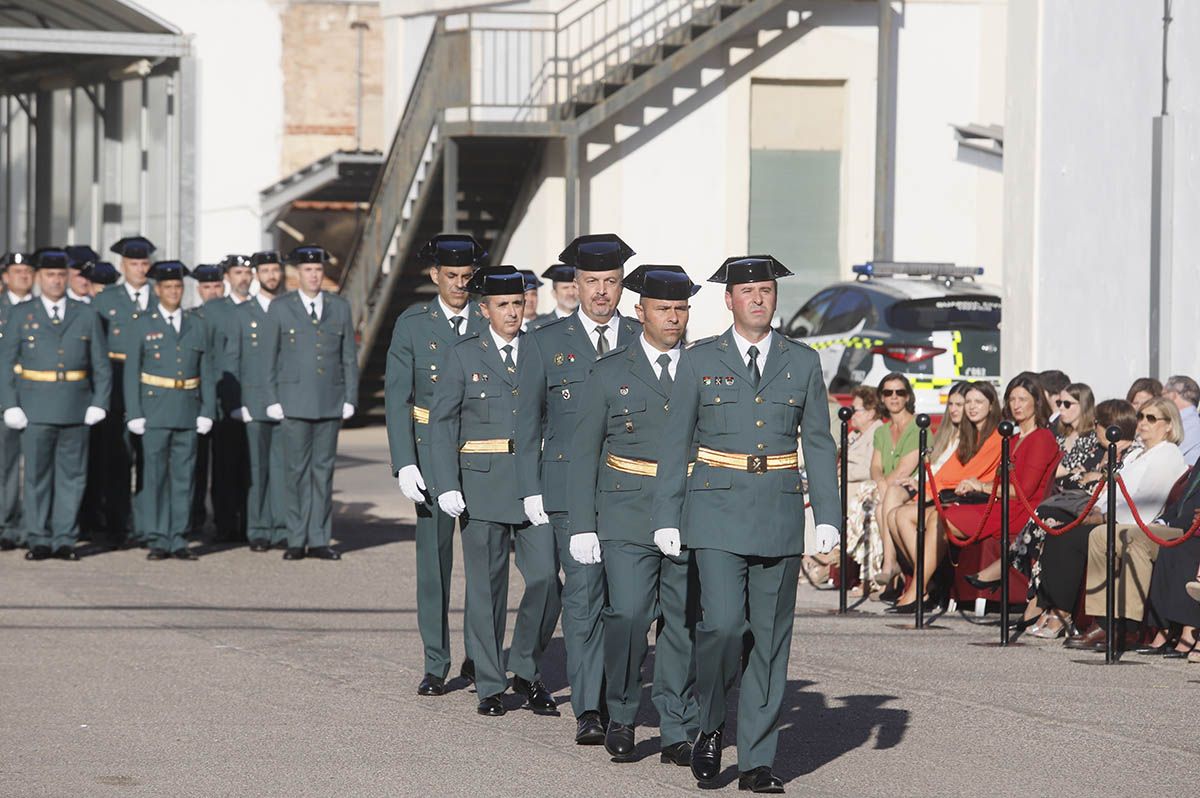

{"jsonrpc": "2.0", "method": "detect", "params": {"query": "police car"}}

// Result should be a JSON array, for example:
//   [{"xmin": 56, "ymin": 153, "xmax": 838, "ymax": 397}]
[{"xmin": 779, "ymin": 262, "xmax": 1001, "ymax": 415}]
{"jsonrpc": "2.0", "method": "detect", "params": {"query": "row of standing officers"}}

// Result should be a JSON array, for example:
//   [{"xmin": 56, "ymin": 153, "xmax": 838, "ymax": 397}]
[
  {"xmin": 386, "ymin": 233, "xmax": 840, "ymax": 792},
  {"xmin": 0, "ymin": 240, "xmax": 358, "ymax": 561}
]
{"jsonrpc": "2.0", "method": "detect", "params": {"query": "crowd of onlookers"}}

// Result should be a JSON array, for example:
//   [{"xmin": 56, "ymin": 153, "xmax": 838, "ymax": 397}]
[{"xmin": 803, "ymin": 370, "xmax": 1200, "ymax": 661}]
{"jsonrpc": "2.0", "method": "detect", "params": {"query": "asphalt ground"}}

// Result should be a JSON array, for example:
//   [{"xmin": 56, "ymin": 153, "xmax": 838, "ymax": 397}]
[{"xmin": 0, "ymin": 425, "xmax": 1193, "ymax": 797}]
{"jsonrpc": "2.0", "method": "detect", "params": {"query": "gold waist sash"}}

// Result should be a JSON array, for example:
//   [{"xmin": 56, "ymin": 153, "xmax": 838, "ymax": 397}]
[
  {"xmin": 140, "ymin": 373, "xmax": 200, "ymax": 390},
  {"xmin": 459, "ymin": 439, "xmax": 514, "ymax": 454},
  {"xmin": 696, "ymin": 446, "xmax": 798, "ymax": 474}
]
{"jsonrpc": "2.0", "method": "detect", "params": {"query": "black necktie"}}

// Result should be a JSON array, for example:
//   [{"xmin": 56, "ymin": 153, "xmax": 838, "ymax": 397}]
[
  {"xmin": 310, "ymin": 302, "xmax": 318, "ymax": 323},
  {"xmin": 657, "ymin": 353, "xmax": 673, "ymax": 392},
  {"xmin": 501, "ymin": 344, "xmax": 515, "ymax": 372},
  {"xmin": 133, "ymin": 290, "xmax": 142, "ymax": 310},
  {"xmin": 747, "ymin": 345, "xmax": 761, "ymax": 387},
  {"xmin": 595, "ymin": 325, "xmax": 609, "ymax": 356},
  {"xmin": 50, "ymin": 305, "xmax": 60, "ymax": 324},
  {"xmin": 452, "ymin": 316, "xmax": 464, "ymax": 336}
]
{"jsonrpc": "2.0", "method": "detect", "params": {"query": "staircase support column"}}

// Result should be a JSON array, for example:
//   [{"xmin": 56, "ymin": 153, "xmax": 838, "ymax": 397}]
[
  {"xmin": 564, "ymin": 132, "xmax": 579, "ymax": 241},
  {"xmin": 443, "ymin": 136, "xmax": 459, "ymax": 233},
  {"xmin": 873, "ymin": 0, "xmax": 897, "ymax": 261}
]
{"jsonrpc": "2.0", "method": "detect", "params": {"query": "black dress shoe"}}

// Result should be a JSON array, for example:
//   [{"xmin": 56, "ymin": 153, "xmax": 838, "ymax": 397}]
[
  {"xmin": 885, "ymin": 601, "xmax": 917, "ymax": 614},
  {"xmin": 146, "ymin": 548, "xmax": 170, "ymax": 561},
  {"xmin": 283, "ymin": 547, "xmax": 306, "ymax": 560},
  {"xmin": 25, "ymin": 546, "xmax": 51, "ymax": 561},
  {"xmin": 738, "ymin": 766, "xmax": 784, "ymax": 793},
  {"xmin": 1133, "ymin": 641, "xmax": 1174, "ymax": 655},
  {"xmin": 965, "ymin": 573, "xmax": 1003, "ymax": 591},
  {"xmin": 52, "ymin": 546, "xmax": 79, "ymax": 561},
  {"xmin": 459, "ymin": 659, "xmax": 475, "ymax": 684},
  {"xmin": 417, "ymin": 673, "xmax": 446, "ymax": 696},
  {"xmin": 307, "ymin": 546, "xmax": 341, "ymax": 560},
  {"xmin": 660, "ymin": 740, "xmax": 692, "ymax": 766},
  {"xmin": 0, "ymin": 538, "xmax": 16, "ymax": 551},
  {"xmin": 249, "ymin": 539, "xmax": 270, "ymax": 552},
  {"xmin": 690, "ymin": 727, "xmax": 723, "ymax": 783},
  {"xmin": 173, "ymin": 548, "xmax": 199, "ymax": 561},
  {"xmin": 575, "ymin": 710, "xmax": 605, "ymax": 745},
  {"xmin": 604, "ymin": 721, "xmax": 636, "ymax": 761},
  {"xmin": 477, "ymin": 694, "xmax": 506, "ymax": 717},
  {"xmin": 512, "ymin": 676, "xmax": 558, "ymax": 715}
]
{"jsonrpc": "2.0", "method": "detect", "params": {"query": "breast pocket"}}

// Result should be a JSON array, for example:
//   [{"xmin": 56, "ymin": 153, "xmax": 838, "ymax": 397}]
[
  {"xmin": 607, "ymin": 397, "xmax": 646, "ymax": 435},
  {"xmin": 688, "ymin": 464, "xmax": 732, "ymax": 491},
  {"xmin": 466, "ymin": 385, "xmax": 500, "ymax": 422},
  {"xmin": 699, "ymin": 386, "xmax": 738, "ymax": 434},
  {"xmin": 415, "ymin": 355, "xmax": 439, "ymax": 389},
  {"xmin": 550, "ymin": 366, "xmax": 588, "ymax": 414},
  {"xmin": 599, "ymin": 467, "xmax": 641, "ymax": 492},
  {"xmin": 769, "ymin": 388, "xmax": 806, "ymax": 433}
]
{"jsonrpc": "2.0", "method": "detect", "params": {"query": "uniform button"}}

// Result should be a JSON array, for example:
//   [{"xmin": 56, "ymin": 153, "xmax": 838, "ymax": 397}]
[
  {"xmin": 704, "ymin": 481, "xmax": 711, "ymax": 488},
  {"xmin": 430, "ymin": 364, "xmax": 438, "ymax": 371},
  {"xmin": 318, "ymin": 368, "xmax": 325, "ymax": 375},
  {"xmin": 664, "ymin": 404, "xmax": 669, "ymax": 411},
  {"xmin": 556, "ymin": 454, "xmax": 564, "ymax": 460},
  {"xmin": 755, "ymin": 420, "xmax": 764, "ymax": 428},
  {"xmin": 317, "ymin": 355, "xmax": 322, "ymax": 361},
  {"xmin": 57, "ymin": 349, "xmax": 64, "ymax": 355},
  {"xmin": 757, "ymin": 443, "xmax": 765, "ymax": 451},
  {"xmin": 480, "ymin": 392, "xmax": 486, "ymax": 398},
  {"xmin": 512, "ymin": 409, "xmax": 517, "ymax": 414},
  {"xmin": 714, "ymin": 396, "xmax": 721, "ymax": 404},
  {"xmin": 755, "ymin": 396, "xmax": 763, "ymax": 404},
  {"xmin": 615, "ymin": 482, "xmax": 621, "ymax": 489},
  {"xmin": 788, "ymin": 398, "xmax": 795, "ymax": 404}
]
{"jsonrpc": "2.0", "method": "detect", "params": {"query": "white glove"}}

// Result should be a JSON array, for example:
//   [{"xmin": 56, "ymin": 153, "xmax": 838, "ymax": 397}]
[
  {"xmin": 84, "ymin": 406, "xmax": 107, "ymax": 426},
  {"xmin": 265, "ymin": 403, "xmax": 284, "ymax": 421},
  {"xmin": 814, "ymin": 523, "xmax": 840, "ymax": 555},
  {"xmin": 237, "ymin": 406, "xmax": 252, "ymax": 424},
  {"xmin": 397, "ymin": 464, "xmax": 427, "ymax": 503},
  {"xmin": 653, "ymin": 528, "xmax": 682, "ymax": 557},
  {"xmin": 569, "ymin": 532, "xmax": 602, "ymax": 565},
  {"xmin": 127, "ymin": 417, "xmax": 147, "ymax": 436},
  {"xmin": 3, "ymin": 407, "xmax": 27, "ymax": 430},
  {"xmin": 523, "ymin": 494, "xmax": 549, "ymax": 526},
  {"xmin": 342, "ymin": 402, "xmax": 355, "ymax": 420},
  {"xmin": 437, "ymin": 490, "xmax": 466, "ymax": 518},
  {"xmin": 196, "ymin": 416, "xmax": 213, "ymax": 435}
]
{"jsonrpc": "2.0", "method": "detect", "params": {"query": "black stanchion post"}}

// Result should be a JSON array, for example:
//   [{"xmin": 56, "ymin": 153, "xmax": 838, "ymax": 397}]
[
  {"xmin": 838, "ymin": 406, "xmax": 853, "ymax": 614},
  {"xmin": 997, "ymin": 420, "xmax": 1015, "ymax": 646},
  {"xmin": 914, "ymin": 414, "xmax": 931, "ymax": 629},
  {"xmin": 1105, "ymin": 424, "xmax": 1121, "ymax": 664}
]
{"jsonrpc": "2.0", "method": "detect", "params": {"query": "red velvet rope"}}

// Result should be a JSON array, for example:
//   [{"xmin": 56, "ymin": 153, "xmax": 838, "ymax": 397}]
[
  {"xmin": 1010, "ymin": 470, "xmax": 1107, "ymax": 537},
  {"xmin": 924, "ymin": 461, "xmax": 1002, "ymax": 548},
  {"xmin": 1113, "ymin": 475, "xmax": 1200, "ymax": 548}
]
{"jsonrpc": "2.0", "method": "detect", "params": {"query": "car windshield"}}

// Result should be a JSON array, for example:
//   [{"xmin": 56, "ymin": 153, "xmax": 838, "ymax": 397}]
[{"xmin": 886, "ymin": 295, "xmax": 1001, "ymax": 331}]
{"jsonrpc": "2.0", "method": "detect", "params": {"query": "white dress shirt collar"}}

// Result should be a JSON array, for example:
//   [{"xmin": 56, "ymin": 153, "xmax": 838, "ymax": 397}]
[
  {"xmin": 67, "ymin": 288, "xmax": 90, "ymax": 304},
  {"xmin": 730, "ymin": 326, "xmax": 772, "ymax": 371},
  {"xmin": 489, "ymin": 326, "xmax": 520, "ymax": 362},
  {"xmin": 229, "ymin": 292, "xmax": 250, "ymax": 305},
  {"xmin": 438, "ymin": 296, "xmax": 469, "ymax": 332},
  {"xmin": 298, "ymin": 290, "xmax": 323, "ymax": 319},
  {"xmin": 124, "ymin": 281, "xmax": 149, "ymax": 310},
  {"xmin": 577, "ymin": 309, "xmax": 619, "ymax": 350},
  {"xmin": 157, "ymin": 303, "xmax": 181, "ymax": 332},
  {"xmin": 7, "ymin": 290, "xmax": 31, "ymax": 305},
  {"xmin": 640, "ymin": 334, "xmax": 681, "ymax": 379},
  {"xmin": 555, "ymin": 306, "xmax": 573, "ymax": 319},
  {"xmin": 40, "ymin": 295, "xmax": 66, "ymax": 320},
  {"xmin": 256, "ymin": 293, "xmax": 272, "ymax": 313}
]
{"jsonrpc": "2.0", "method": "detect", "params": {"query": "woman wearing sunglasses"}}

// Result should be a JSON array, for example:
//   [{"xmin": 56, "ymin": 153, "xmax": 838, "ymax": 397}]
[{"xmin": 1035, "ymin": 396, "xmax": 1188, "ymax": 642}]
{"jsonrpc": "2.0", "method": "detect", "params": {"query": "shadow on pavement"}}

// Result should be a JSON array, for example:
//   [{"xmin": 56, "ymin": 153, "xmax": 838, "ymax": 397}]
[{"xmin": 331, "ymin": 500, "xmax": 415, "ymax": 552}]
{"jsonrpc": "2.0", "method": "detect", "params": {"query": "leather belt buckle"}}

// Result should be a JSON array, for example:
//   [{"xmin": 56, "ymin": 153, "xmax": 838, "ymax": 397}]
[
  {"xmin": 747, "ymin": 455, "xmax": 767, "ymax": 474},
  {"xmin": 56, "ymin": 370, "xmax": 66, "ymax": 382},
  {"xmin": 507, "ymin": 439, "xmax": 515, "ymax": 454}
]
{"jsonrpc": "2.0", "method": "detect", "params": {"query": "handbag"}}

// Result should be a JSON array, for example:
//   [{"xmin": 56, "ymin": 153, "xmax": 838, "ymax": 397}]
[{"xmin": 938, "ymin": 489, "xmax": 989, "ymax": 505}]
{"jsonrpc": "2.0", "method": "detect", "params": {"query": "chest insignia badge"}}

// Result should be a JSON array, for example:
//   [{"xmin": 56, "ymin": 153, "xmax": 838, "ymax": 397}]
[
  {"xmin": 619, "ymin": 386, "xmax": 629, "ymax": 396},
  {"xmin": 724, "ymin": 376, "xmax": 735, "ymax": 386},
  {"xmin": 554, "ymin": 353, "xmax": 564, "ymax": 366},
  {"xmin": 561, "ymin": 388, "xmax": 571, "ymax": 401}
]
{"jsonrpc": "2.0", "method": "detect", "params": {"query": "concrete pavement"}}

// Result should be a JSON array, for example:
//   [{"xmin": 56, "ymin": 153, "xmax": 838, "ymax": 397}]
[{"xmin": 0, "ymin": 425, "xmax": 1194, "ymax": 797}]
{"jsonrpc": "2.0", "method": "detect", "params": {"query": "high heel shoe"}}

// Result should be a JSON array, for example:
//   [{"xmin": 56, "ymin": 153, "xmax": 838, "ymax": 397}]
[
  {"xmin": 873, "ymin": 565, "xmax": 900, "ymax": 587},
  {"xmin": 965, "ymin": 573, "xmax": 1003, "ymax": 591}
]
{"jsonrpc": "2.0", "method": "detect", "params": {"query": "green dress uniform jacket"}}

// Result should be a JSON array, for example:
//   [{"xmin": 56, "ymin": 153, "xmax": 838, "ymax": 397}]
[
  {"xmin": 650, "ymin": 327, "xmax": 840, "ymax": 774},
  {"xmin": 515, "ymin": 309, "xmax": 641, "ymax": 718},
  {"xmin": 428, "ymin": 330, "xmax": 558, "ymax": 702},
  {"xmin": 0, "ymin": 293, "xmax": 31, "ymax": 544},
  {"xmin": 0, "ymin": 299, "xmax": 111, "ymax": 550},
  {"xmin": 199, "ymin": 296, "xmax": 249, "ymax": 539},
  {"xmin": 384, "ymin": 298, "xmax": 484, "ymax": 679},
  {"xmin": 566, "ymin": 342, "xmax": 698, "ymax": 744}
]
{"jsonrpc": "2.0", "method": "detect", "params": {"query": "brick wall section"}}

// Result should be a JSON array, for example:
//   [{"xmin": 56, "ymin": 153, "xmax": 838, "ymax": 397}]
[{"xmin": 281, "ymin": 1, "xmax": 384, "ymax": 175}]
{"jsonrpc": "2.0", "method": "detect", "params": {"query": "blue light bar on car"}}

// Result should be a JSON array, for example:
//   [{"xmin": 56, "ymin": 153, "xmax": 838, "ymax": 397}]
[{"xmin": 852, "ymin": 262, "xmax": 984, "ymax": 278}]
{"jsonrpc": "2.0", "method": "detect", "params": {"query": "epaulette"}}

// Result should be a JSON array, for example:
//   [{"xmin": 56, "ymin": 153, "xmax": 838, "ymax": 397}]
[
  {"xmin": 455, "ymin": 331, "xmax": 482, "ymax": 346},
  {"xmin": 777, "ymin": 332, "xmax": 817, "ymax": 353},
  {"xmin": 685, "ymin": 335, "xmax": 718, "ymax": 350},
  {"xmin": 531, "ymin": 313, "xmax": 571, "ymax": 333},
  {"xmin": 596, "ymin": 344, "xmax": 627, "ymax": 361}
]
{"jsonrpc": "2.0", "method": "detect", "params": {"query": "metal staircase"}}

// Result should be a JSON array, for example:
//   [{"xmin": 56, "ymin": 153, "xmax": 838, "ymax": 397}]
[{"xmin": 341, "ymin": 0, "xmax": 804, "ymax": 416}]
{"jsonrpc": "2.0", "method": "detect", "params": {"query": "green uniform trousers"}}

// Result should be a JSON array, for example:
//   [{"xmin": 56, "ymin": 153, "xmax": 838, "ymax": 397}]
[
  {"xmin": 413, "ymin": 481, "xmax": 460, "ymax": 679},
  {"xmin": 693, "ymin": 549, "xmax": 801, "ymax": 772},
  {"xmin": 139, "ymin": 428, "xmax": 197, "ymax": 552},
  {"xmin": 601, "ymin": 540, "xmax": 698, "ymax": 745},
  {"xmin": 281, "ymin": 418, "xmax": 339, "ymax": 549},
  {"xmin": 0, "ymin": 426, "xmax": 22, "ymax": 545},
  {"xmin": 551, "ymin": 511, "xmax": 606, "ymax": 717},
  {"xmin": 191, "ymin": 433, "xmax": 210, "ymax": 533},
  {"xmin": 22, "ymin": 423, "xmax": 88, "ymax": 550},
  {"xmin": 103, "ymin": 361, "xmax": 139, "ymax": 544},
  {"xmin": 460, "ymin": 518, "xmax": 559, "ymax": 701},
  {"xmin": 245, "ymin": 420, "xmax": 288, "ymax": 546},
  {"xmin": 212, "ymin": 418, "xmax": 249, "ymax": 538}
]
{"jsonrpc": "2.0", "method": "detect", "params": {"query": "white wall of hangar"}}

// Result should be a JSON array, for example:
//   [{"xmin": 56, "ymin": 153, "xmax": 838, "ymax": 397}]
[{"xmin": 0, "ymin": 27, "xmax": 190, "ymax": 58}]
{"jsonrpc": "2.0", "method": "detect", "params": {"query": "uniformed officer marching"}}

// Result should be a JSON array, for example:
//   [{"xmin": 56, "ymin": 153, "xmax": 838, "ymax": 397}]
[
  {"xmin": 567, "ymin": 265, "xmax": 700, "ymax": 765},
  {"xmin": 91, "ymin": 235, "xmax": 157, "ymax": 547},
  {"xmin": 0, "ymin": 251, "xmax": 34, "ymax": 550},
  {"xmin": 517, "ymin": 233, "xmax": 642, "ymax": 744},
  {"xmin": 385, "ymin": 233, "xmax": 487, "ymax": 697},
  {"xmin": 0, "ymin": 248, "xmax": 111, "ymax": 560},
  {"xmin": 650, "ymin": 256, "xmax": 840, "ymax": 793},
  {"xmin": 81, "ymin": 259, "xmax": 121, "ymax": 548},
  {"xmin": 227, "ymin": 252, "xmax": 289, "ymax": 552},
  {"xmin": 125, "ymin": 261, "xmax": 216, "ymax": 560},
  {"xmin": 532, "ymin": 263, "xmax": 577, "ymax": 329},
  {"xmin": 262, "ymin": 245, "xmax": 358, "ymax": 560},
  {"xmin": 188, "ymin": 263, "xmax": 226, "ymax": 535},
  {"xmin": 429, "ymin": 265, "xmax": 559, "ymax": 718}
]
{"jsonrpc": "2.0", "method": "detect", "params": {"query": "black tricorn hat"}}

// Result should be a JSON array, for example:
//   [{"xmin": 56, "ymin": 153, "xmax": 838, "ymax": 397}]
[
  {"xmin": 220, "ymin": 253, "xmax": 251, "ymax": 270},
  {"xmin": 65, "ymin": 245, "xmax": 99, "ymax": 269},
  {"xmin": 541, "ymin": 263, "xmax": 575, "ymax": 283},
  {"xmin": 249, "ymin": 250, "xmax": 281, "ymax": 267},
  {"xmin": 32, "ymin": 248, "xmax": 70, "ymax": 270},
  {"xmin": 418, "ymin": 234, "xmax": 487, "ymax": 267},
  {"xmin": 84, "ymin": 261, "xmax": 120, "ymax": 285},
  {"xmin": 2, "ymin": 252, "xmax": 31, "ymax": 268},
  {"xmin": 518, "ymin": 269, "xmax": 543, "ymax": 291},
  {"xmin": 109, "ymin": 236, "xmax": 156, "ymax": 259},
  {"xmin": 148, "ymin": 260, "xmax": 191, "ymax": 281},
  {"xmin": 708, "ymin": 255, "xmax": 793, "ymax": 285},
  {"xmin": 287, "ymin": 246, "xmax": 329, "ymax": 265},
  {"xmin": 466, "ymin": 265, "xmax": 525, "ymax": 296},
  {"xmin": 192, "ymin": 264, "xmax": 224, "ymax": 283},
  {"xmin": 558, "ymin": 233, "xmax": 634, "ymax": 272},
  {"xmin": 622, "ymin": 264, "xmax": 700, "ymax": 299}
]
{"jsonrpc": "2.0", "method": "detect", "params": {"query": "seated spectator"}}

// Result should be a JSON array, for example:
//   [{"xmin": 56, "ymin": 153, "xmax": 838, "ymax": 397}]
[
  {"xmin": 880, "ymin": 381, "xmax": 1003, "ymax": 610},
  {"xmin": 1038, "ymin": 369, "xmax": 1071, "ymax": 434},
  {"xmin": 803, "ymin": 386, "xmax": 882, "ymax": 585},
  {"xmin": 1126, "ymin": 376, "xmax": 1163, "ymax": 410},
  {"xmin": 1162, "ymin": 375, "xmax": 1200, "ymax": 466},
  {"xmin": 1053, "ymin": 383, "xmax": 1099, "ymax": 478},
  {"xmin": 1068, "ymin": 397, "xmax": 1190, "ymax": 651},
  {"xmin": 1141, "ymin": 461, "xmax": 1200, "ymax": 658},
  {"xmin": 863, "ymin": 374, "xmax": 920, "ymax": 587}
]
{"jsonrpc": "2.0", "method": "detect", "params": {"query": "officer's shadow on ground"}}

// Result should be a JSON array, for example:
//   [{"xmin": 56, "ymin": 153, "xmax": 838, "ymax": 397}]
[{"xmin": 327, "ymin": 499, "xmax": 416, "ymax": 554}]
